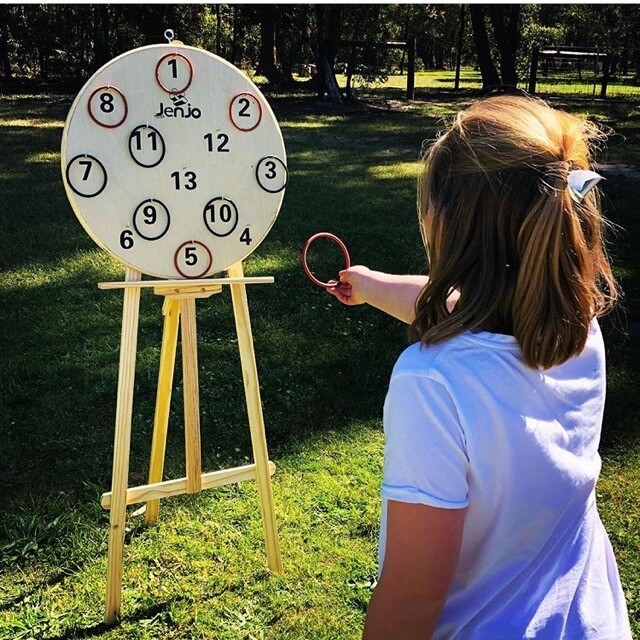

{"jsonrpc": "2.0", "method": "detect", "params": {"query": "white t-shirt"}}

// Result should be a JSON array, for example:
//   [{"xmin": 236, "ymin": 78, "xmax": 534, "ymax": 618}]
[{"xmin": 379, "ymin": 320, "xmax": 631, "ymax": 639}]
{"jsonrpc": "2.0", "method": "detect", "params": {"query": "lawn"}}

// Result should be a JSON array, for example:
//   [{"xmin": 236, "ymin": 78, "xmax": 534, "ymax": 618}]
[
  {"xmin": 0, "ymin": 84, "xmax": 639, "ymax": 639},
  {"xmin": 334, "ymin": 68, "xmax": 640, "ymax": 101}
]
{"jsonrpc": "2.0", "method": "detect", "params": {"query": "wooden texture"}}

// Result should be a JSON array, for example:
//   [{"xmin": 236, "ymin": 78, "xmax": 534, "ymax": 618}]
[
  {"xmin": 227, "ymin": 261, "xmax": 283, "ymax": 573},
  {"xmin": 180, "ymin": 297, "xmax": 202, "ymax": 494},
  {"xmin": 104, "ymin": 268, "xmax": 142, "ymax": 624},
  {"xmin": 101, "ymin": 265, "xmax": 281, "ymax": 622},
  {"xmin": 145, "ymin": 298, "xmax": 181, "ymax": 525},
  {"xmin": 101, "ymin": 462, "xmax": 276, "ymax": 509},
  {"xmin": 61, "ymin": 44, "xmax": 287, "ymax": 280},
  {"xmin": 153, "ymin": 283, "xmax": 222, "ymax": 299},
  {"xmin": 98, "ymin": 276, "xmax": 274, "ymax": 290}
]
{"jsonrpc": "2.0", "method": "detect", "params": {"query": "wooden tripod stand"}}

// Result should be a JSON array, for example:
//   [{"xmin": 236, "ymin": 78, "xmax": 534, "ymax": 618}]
[{"xmin": 98, "ymin": 261, "xmax": 282, "ymax": 624}]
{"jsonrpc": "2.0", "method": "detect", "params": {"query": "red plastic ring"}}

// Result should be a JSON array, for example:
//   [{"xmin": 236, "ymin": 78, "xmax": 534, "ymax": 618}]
[
  {"xmin": 301, "ymin": 233, "xmax": 351, "ymax": 288},
  {"xmin": 87, "ymin": 86, "xmax": 128, "ymax": 128},
  {"xmin": 229, "ymin": 92, "xmax": 263, "ymax": 132},
  {"xmin": 155, "ymin": 52, "xmax": 194, "ymax": 95}
]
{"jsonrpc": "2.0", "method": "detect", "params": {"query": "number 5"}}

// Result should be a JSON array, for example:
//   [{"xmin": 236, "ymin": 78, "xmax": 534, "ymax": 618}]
[{"xmin": 184, "ymin": 247, "xmax": 197, "ymax": 266}]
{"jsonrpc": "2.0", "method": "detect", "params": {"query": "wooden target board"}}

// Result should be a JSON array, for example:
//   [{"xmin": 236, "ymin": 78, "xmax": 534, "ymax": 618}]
[{"xmin": 61, "ymin": 43, "xmax": 288, "ymax": 279}]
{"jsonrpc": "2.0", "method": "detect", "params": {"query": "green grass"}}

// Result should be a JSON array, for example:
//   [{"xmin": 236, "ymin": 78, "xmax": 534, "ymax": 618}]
[
  {"xmin": 0, "ymin": 88, "xmax": 639, "ymax": 638},
  {"xmin": 334, "ymin": 68, "xmax": 640, "ymax": 101}
]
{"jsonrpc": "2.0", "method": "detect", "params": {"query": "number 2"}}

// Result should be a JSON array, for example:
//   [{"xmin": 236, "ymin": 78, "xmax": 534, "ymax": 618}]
[{"xmin": 238, "ymin": 98, "xmax": 251, "ymax": 117}]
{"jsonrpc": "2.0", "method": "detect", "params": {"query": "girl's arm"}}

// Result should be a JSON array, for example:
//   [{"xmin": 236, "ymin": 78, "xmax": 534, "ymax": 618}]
[
  {"xmin": 362, "ymin": 500, "xmax": 466, "ymax": 640},
  {"xmin": 326, "ymin": 266, "xmax": 431, "ymax": 324}
]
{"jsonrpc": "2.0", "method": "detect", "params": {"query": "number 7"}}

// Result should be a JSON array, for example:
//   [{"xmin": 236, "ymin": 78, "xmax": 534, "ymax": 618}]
[{"xmin": 79, "ymin": 160, "xmax": 92, "ymax": 180}]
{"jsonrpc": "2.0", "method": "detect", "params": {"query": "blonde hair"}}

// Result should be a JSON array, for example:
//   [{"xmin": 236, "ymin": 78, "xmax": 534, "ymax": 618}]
[{"xmin": 410, "ymin": 94, "xmax": 618, "ymax": 369}]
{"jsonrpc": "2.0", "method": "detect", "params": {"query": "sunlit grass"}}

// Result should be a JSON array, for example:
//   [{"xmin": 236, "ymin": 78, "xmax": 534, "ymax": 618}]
[{"xmin": 1, "ymin": 118, "xmax": 64, "ymax": 128}]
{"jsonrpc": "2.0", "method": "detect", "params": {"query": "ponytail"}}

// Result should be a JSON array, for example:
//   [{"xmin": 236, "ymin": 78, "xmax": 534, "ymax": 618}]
[
  {"xmin": 411, "ymin": 95, "xmax": 618, "ymax": 369},
  {"xmin": 514, "ymin": 171, "xmax": 615, "ymax": 368}
]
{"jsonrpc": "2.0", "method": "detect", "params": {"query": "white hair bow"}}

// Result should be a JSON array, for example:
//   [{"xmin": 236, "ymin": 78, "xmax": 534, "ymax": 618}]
[{"xmin": 567, "ymin": 169, "xmax": 604, "ymax": 203}]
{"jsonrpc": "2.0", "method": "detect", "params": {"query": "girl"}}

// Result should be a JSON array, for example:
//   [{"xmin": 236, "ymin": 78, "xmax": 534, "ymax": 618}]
[{"xmin": 328, "ymin": 95, "xmax": 632, "ymax": 639}]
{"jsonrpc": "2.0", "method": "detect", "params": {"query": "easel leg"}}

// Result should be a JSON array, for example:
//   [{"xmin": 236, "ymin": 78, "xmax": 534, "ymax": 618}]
[
  {"xmin": 227, "ymin": 262, "xmax": 283, "ymax": 573},
  {"xmin": 145, "ymin": 298, "xmax": 181, "ymax": 526},
  {"xmin": 181, "ymin": 297, "xmax": 202, "ymax": 494},
  {"xmin": 105, "ymin": 268, "xmax": 142, "ymax": 624}
]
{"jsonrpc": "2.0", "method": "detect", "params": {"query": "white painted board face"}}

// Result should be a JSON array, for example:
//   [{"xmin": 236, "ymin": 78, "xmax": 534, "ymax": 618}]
[{"xmin": 61, "ymin": 44, "xmax": 287, "ymax": 279}]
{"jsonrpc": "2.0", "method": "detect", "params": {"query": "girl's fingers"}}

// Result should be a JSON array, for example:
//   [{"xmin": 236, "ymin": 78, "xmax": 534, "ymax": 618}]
[{"xmin": 327, "ymin": 282, "xmax": 352, "ymax": 305}]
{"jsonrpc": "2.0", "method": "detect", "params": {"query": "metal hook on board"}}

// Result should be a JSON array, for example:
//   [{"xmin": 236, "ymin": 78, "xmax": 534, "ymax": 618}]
[{"xmin": 165, "ymin": 29, "xmax": 175, "ymax": 44}]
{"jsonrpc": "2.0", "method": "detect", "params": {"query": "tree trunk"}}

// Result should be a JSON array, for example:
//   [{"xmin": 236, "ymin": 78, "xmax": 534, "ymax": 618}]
[
  {"xmin": 0, "ymin": 26, "xmax": 11, "ymax": 81},
  {"xmin": 258, "ymin": 6, "xmax": 286, "ymax": 86},
  {"xmin": 314, "ymin": 5, "xmax": 343, "ymax": 104},
  {"xmin": 470, "ymin": 6, "xmax": 500, "ymax": 89},
  {"xmin": 454, "ymin": 5, "xmax": 465, "ymax": 90},
  {"xmin": 487, "ymin": 5, "xmax": 521, "ymax": 87},
  {"xmin": 93, "ymin": 5, "xmax": 110, "ymax": 71},
  {"xmin": 231, "ymin": 5, "xmax": 240, "ymax": 63},
  {"xmin": 215, "ymin": 4, "xmax": 222, "ymax": 57},
  {"xmin": 275, "ymin": 12, "xmax": 294, "ymax": 85}
]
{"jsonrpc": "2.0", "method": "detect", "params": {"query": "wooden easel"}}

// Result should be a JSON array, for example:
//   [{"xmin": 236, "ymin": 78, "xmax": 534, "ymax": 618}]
[{"xmin": 98, "ymin": 261, "xmax": 282, "ymax": 624}]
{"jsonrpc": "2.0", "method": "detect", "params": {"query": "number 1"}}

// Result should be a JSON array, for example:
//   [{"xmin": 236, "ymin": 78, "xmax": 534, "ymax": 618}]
[{"xmin": 168, "ymin": 58, "xmax": 178, "ymax": 79}]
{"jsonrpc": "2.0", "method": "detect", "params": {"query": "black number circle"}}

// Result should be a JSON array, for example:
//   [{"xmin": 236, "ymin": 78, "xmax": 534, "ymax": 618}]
[
  {"xmin": 133, "ymin": 199, "xmax": 171, "ymax": 240},
  {"xmin": 203, "ymin": 197, "xmax": 239, "ymax": 237},
  {"xmin": 128, "ymin": 125, "xmax": 166, "ymax": 168},
  {"xmin": 65, "ymin": 154, "xmax": 108, "ymax": 198},
  {"xmin": 255, "ymin": 156, "xmax": 288, "ymax": 193}
]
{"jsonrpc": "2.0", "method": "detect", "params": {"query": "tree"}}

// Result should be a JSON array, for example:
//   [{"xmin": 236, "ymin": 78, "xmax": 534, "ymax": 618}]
[
  {"xmin": 93, "ymin": 5, "xmax": 110, "ymax": 71},
  {"xmin": 0, "ymin": 6, "xmax": 14, "ymax": 80},
  {"xmin": 256, "ymin": 6, "xmax": 287, "ymax": 86},
  {"xmin": 313, "ymin": 5, "xmax": 343, "ymax": 103},
  {"xmin": 470, "ymin": 4, "xmax": 522, "ymax": 89},
  {"xmin": 470, "ymin": 6, "xmax": 500, "ymax": 88},
  {"xmin": 487, "ymin": 5, "xmax": 521, "ymax": 86}
]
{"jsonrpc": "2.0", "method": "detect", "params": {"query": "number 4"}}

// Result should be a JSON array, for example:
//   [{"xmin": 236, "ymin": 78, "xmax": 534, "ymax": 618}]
[{"xmin": 240, "ymin": 228, "xmax": 252, "ymax": 245}]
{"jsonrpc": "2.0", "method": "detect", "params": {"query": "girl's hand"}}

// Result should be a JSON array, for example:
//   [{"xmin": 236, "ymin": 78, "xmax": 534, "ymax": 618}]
[
  {"xmin": 327, "ymin": 265, "xmax": 372, "ymax": 306},
  {"xmin": 326, "ymin": 269, "xmax": 432, "ymax": 323}
]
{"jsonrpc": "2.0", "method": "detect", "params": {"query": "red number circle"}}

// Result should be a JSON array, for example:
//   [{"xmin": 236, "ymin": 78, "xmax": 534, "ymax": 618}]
[
  {"xmin": 173, "ymin": 240, "xmax": 213, "ymax": 279},
  {"xmin": 229, "ymin": 92, "xmax": 263, "ymax": 132},
  {"xmin": 155, "ymin": 53, "xmax": 194, "ymax": 95},
  {"xmin": 87, "ymin": 86, "xmax": 128, "ymax": 128}
]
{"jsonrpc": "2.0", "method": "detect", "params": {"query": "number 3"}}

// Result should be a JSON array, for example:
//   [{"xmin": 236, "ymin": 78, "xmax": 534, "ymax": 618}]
[{"xmin": 265, "ymin": 160, "xmax": 277, "ymax": 180}]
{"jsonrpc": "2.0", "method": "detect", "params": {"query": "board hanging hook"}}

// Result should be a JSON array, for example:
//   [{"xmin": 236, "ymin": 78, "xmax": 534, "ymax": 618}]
[{"xmin": 164, "ymin": 29, "xmax": 175, "ymax": 44}]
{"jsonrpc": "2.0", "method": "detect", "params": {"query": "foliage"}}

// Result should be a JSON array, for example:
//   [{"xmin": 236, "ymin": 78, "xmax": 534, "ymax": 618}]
[{"xmin": 2, "ymin": 5, "xmax": 639, "ymax": 92}]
